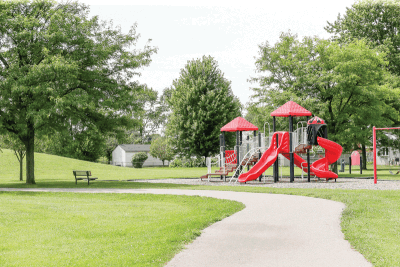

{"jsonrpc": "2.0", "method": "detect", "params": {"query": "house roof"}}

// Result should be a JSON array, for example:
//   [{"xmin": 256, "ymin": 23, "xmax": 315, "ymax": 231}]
[
  {"xmin": 119, "ymin": 144, "xmax": 150, "ymax": 152},
  {"xmin": 220, "ymin": 117, "xmax": 258, "ymax": 132},
  {"xmin": 270, "ymin": 101, "xmax": 312, "ymax": 117}
]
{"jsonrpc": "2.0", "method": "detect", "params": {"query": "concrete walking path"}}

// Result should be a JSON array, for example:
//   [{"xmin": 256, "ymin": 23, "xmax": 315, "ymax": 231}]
[{"xmin": 1, "ymin": 188, "xmax": 372, "ymax": 267}]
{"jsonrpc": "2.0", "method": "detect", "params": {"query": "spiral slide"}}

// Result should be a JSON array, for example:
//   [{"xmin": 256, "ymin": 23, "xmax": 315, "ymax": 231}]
[{"xmin": 310, "ymin": 137, "xmax": 343, "ymax": 180}]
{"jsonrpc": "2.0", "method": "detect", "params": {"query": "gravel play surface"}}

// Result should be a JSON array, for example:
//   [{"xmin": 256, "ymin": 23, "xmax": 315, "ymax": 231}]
[{"xmin": 132, "ymin": 177, "xmax": 400, "ymax": 190}]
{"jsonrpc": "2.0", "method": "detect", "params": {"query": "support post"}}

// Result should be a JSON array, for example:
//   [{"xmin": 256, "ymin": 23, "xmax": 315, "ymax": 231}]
[
  {"xmin": 373, "ymin": 126, "xmax": 377, "ymax": 184},
  {"xmin": 239, "ymin": 131, "xmax": 243, "ymax": 173},
  {"xmin": 236, "ymin": 131, "xmax": 240, "ymax": 175},
  {"xmin": 258, "ymin": 132, "xmax": 262, "ymax": 182},
  {"xmin": 349, "ymin": 157, "xmax": 352, "ymax": 174},
  {"xmin": 306, "ymin": 116, "xmax": 311, "ymax": 182},
  {"xmin": 307, "ymin": 149, "xmax": 311, "ymax": 182},
  {"xmin": 289, "ymin": 115, "xmax": 294, "ymax": 182},
  {"xmin": 273, "ymin": 117, "xmax": 279, "ymax": 182},
  {"xmin": 360, "ymin": 156, "xmax": 363, "ymax": 175}
]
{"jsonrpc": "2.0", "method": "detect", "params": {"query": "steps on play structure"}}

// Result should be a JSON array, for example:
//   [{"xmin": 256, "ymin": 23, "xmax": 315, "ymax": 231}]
[{"xmin": 200, "ymin": 164, "xmax": 237, "ymax": 180}]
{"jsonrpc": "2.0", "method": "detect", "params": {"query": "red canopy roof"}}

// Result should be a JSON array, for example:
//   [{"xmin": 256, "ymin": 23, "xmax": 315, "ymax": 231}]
[
  {"xmin": 270, "ymin": 101, "xmax": 312, "ymax": 117},
  {"xmin": 220, "ymin": 117, "xmax": 258, "ymax": 132}
]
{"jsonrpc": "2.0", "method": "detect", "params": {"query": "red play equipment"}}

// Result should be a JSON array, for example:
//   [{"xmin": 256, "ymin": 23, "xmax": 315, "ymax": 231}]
[
  {"xmin": 201, "ymin": 117, "xmax": 259, "ymax": 181},
  {"xmin": 236, "ymin": 101, "xmax": 343, "ymax": 183}
]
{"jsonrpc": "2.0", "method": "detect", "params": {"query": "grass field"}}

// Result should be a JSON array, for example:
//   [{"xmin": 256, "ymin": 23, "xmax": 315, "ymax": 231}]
[
  {"xmin": 0, "ymin": 191, "xmax": 244, "ymax": 267},
  {"xmin": 0, "ymin": 149, "xmax": 211, "ymax": 185},
  {"xmin": 2, "ymin": 149, "xmax": 400, "ymax": 266}
]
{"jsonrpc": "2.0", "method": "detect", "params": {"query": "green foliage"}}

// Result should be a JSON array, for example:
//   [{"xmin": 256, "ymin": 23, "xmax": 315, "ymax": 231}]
[
  {"xmin": 325, "ymin": 0, "xmax": 400, "ymax": 155},
  {"xmin": 150, "ymin": 137, "xmax": 175, "ymax": 166},
  {"xmin": 0, "ymin": 0, "xmax": 157, "ymax": 183},
  {"xmin": 248, "ymin": 32, "xmax": 398, "ymax": 152},
  {"xmin": 166, "ymin": 55, "xmax": 241, "ymax": 159},
  {"xmin": 325, "ymin": 0, "xmax": 400, "ymax": 76},
  {"xmin": 132, "ymin": 88, "xmax": 169, "ymax": 144},
  {"xmin": 132, "ymin": 152, "xmax": 148, "ymax": 168},
  {"xmin": 169, "ymin": 157, "xmax": 205, "ymax": 168}
]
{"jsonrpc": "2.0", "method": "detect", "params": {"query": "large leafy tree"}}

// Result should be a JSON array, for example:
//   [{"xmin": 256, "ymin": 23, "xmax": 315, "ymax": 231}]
[
  {"xmin": 248, "ymin": 32, "xmax": 398, "ymax": 167},
  {"xmin": 325, "ymin": 0, "xmax": 400, "ymax": 167},
  {"xmin": 131, "ymin": 87, "xmax": 169, "ymax": 144},
  {"xmin": 325, "ymin": 0, "xmax": 400, "ymax": 76},
  {"xmin": 167, "ymin": 55, "xmax": 241, "ymax": 160},
  {"xmin": 0, "ymin": 0, "xmax": 157, "ymax": 184}
]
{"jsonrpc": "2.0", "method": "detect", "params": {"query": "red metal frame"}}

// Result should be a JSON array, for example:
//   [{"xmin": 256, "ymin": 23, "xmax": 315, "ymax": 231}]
[{"xmin": 373, "ymin": 127, "xmax": 400, "ymax": 184}]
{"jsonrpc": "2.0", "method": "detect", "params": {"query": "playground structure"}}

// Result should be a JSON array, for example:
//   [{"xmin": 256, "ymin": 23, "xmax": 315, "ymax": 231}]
[{"xmin": 202, "ymin": 101, "xmax": 343, "ymax": 183}]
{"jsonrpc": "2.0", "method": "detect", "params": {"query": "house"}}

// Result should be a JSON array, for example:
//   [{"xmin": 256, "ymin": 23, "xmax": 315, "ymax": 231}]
[{"xmin": 111, "ymin": 144, "xmax": 165, "ymax": 167}]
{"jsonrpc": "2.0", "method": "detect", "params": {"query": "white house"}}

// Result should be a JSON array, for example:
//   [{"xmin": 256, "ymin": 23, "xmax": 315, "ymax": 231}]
[{"xmin": 111, "ymin": 144, "xmax": 165, "ymax": 167}]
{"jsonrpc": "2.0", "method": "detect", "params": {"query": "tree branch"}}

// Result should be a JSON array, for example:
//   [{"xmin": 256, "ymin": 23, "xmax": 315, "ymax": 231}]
[{"xmin": 0, "ymin": 54, "xmax": 9, "ymax": 69}]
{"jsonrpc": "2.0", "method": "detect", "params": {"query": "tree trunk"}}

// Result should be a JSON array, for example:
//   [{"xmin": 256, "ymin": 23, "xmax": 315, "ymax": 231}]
[
  {"xmin": 362, "ymin": 144, "xmax": 367, "ymax": 170},
  {"xmin": 19, "ymin": 152, "xmax": 24, "ymax": 181},
  {"xmin": 25, "ymin": 124, "xmax": 35, "ymax": 184}
]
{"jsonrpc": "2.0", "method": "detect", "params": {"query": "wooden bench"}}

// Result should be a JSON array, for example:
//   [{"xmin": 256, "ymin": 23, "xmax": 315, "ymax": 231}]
[{"xmin": 73, "ymin": 170, "xmax": 98, "ymax": 185}]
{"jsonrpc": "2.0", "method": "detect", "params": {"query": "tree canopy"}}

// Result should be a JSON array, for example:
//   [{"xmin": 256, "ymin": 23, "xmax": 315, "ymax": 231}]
[
  {"xmin": 0, "ymin": 0, "xmax": 157, "ymax": 183},
  {"xmin": 166, "ymin": 55, "xmax": 241, "ymax": 159},
  {"xmin": 325, "ymin": 0, "xmax": 400, "ymax": 76},
  {"xmin": 248, "ymin": 32, "xmax": 398, "ymax": 152},
  {"xmin": 149, "ymin": 136, "xmax": 175, "ymax": 166}
]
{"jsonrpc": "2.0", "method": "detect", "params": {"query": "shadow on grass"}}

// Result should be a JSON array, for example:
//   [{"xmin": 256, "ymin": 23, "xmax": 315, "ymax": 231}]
[{"xmin": 0, "ymin": 180, "xmax": 194, "ymax": 189}]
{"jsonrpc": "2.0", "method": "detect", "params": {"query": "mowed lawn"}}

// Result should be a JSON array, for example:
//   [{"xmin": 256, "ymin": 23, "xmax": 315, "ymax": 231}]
[
  {"xmin": 0, "ymin": 149, "xmax": 212, "ymax": 186},
  {"xmin": 0, "ymin": 192, "xmax": 244, "ymax": 267}
]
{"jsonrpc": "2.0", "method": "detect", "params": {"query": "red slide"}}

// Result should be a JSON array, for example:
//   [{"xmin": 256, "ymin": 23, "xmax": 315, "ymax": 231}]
[
  {"xmin": 238, "ymin": 132, "xmax": 289, "ymax": 183},
  {"xmin": 281, "ymin": 153, "xmax": 315, "ymax": 176},
  {"xmin": 310, "ymin": 137, "xmax": 343, "ymax": 179}
]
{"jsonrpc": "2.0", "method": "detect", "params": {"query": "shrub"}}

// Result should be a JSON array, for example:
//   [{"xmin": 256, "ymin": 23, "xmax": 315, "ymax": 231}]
[
  {"xmin": 169, "ymin": 158, "xmax": 182, "ymax": 168},
  {"xmin": 132, "ymin": 152, "xmax": 148, "ymax": 168},
  {"xmin": 169, "ymin": 157, "xmax": 205, "ymax": 168}
]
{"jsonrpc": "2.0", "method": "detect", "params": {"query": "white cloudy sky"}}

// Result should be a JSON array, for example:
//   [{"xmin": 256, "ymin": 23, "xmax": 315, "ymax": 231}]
[{"xmin": 78, "ymin": 0, "xmax": 356, "ymax": 107}]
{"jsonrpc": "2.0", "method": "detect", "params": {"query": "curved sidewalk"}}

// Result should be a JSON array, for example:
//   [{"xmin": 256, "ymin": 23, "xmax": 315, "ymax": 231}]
[{"xmin": 1, "ymin": 188, "xmax": 372, "ymax": 267}]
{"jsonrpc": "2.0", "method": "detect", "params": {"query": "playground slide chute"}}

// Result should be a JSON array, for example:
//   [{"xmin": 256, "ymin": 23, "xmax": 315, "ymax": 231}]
[
  {"xmin": 281, "ymin": 153, "xmax": 315, "ymax": 176},
  {"xmin": 310, "ymin": 137, "xmax": 343, "ymax": 179},
  {"xmin": 238, "ymin": 132, "xmax": 289, "ymax": 183}
]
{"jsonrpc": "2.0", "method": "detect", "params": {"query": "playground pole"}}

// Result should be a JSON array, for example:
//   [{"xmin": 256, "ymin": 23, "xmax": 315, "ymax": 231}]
[
  {"xmin": 289, "ymin": 115, "xmax": 294, "ymax": 182},
  {"xmin": 373, "ymin": 126, "xmax": 377, "ymax": 184},
  {"xmin": 307, "ymin": 116, "xmax": 310, "ymax": 182},
  {"xmin": 258, "ymin": 132, "xmax": 262, "ymax": 182},
  {"xmin": 273, "ymin": 116, "xmax": 279, "ymax": 182},
  {"xmin": 236, "ymin": 131, "xmax": 239, "ymax": 173}
]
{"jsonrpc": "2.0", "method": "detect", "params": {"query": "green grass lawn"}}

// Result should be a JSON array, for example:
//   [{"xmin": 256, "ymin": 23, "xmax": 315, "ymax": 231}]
[
  {"xmin": 0, "ymin": 149, "xmax": 213, "ymax": 185},
  {"xmin": 0, "ymin": 191, "xmax": 244, "ymax": 267},
  {"xmin": 2, "ymin": 149, "xmax": 400, "ymax": 266}
]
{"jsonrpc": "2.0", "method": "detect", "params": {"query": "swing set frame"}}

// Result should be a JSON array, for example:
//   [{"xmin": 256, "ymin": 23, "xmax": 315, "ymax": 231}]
[{"xmin": 373, "ymin": 126, "xmax": 400, "ymax": 184}]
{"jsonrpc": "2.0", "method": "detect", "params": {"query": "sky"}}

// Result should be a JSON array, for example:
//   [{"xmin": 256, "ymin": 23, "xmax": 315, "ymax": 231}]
[{"xmin": 77, "ymin": 0, "xmax": 356, "ymax": 107}]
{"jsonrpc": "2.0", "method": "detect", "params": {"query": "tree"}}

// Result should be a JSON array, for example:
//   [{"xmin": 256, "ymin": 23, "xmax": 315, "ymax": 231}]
[
  {"xmin": 0, "ymin": 1, "xmax": 157, "ymax": 183},
  {"xmin": 166, "ymin": 55, "xmax": 241, "ymax": 160},
  {"xmin": 248, "ymin": 32, "xmax": 398, "ymax": 171},
  {"xmin": 132, "ymin": 88, "xmax": 169, "ymax": 144},
  {"xmin": 325, "ymin": 0, "xmax": 400, "ymax": 169},
  {"xmin": 150, "ymin": 137, "xmax": 175, "ymax": 166},
  {"xmin": 325, "ymin": 0, "xmax": 400, "ymax": 76}
]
